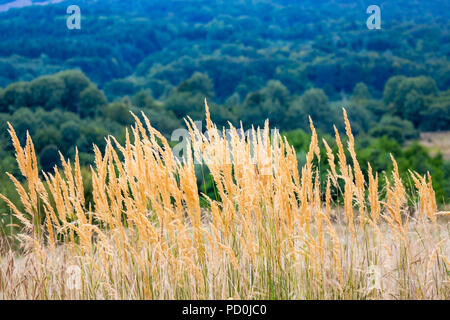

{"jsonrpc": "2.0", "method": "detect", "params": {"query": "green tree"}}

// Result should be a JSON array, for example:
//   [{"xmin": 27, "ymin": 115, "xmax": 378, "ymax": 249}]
[
  {"xmin": 166, "ymin": 73, "xmax": 215, "ymax": 120},
  {"xmin": 177, "ymin": 72, "xmax": 214, "ymax": 98},
  {"xmin": 242, "ymin": 80, "xmax": 290, "ymax": 129},
  {"xmin": 343, "ymin": 104, "xmax": 373, "ymax": 135},
  {"xmin": 104, "ymin": 79, "xmax": 137, "ymax": 100},
  {"xmin": 420, "ymin": 90, "xmax": 450, "ymax": 131},
  {"xmin": 34, "ymin": 126, "xmax": 62, "ymax": 153},
  {"xmin": 60, "ymin": 121, "xmax": 81, "ymax": 152},
  {"xmin": 58, "ymin": 70, "xmax": 91, "ymax": 114},
  {"xmin": 357, "ymin": 136, "xmax": 403, "ymax": 173},
  {"xmin": 39, "ymin": 145, "xmax": 60, "ymax": 173},
  {"xmin": 132, "ymin": 90, "xmax": 160, "ymax": 111},
  {"xmin": 79, "ymin": 85, "xmax": 108, "ymax": 118},
  {"xmin": 352, "ymin": 82, "xmax": 371, "ymax": 101},
  {"xmin": 383, "ymin": 76, "xmax": 438, "ymax": 127},
  {"xmin": 29, "ymin": 75, "xmax": 65, "ymax": 110},
  {"xmin": 0, "ymin": 82, "xmax": 30, "ymax": 112},
  {"xmin": 102, "ymin": 102, "xmax": 133, "ymax": 126},
  {"xmin": 287, "ymin": 88, "xmax": 332, "ymax": 132},
  {"xmin": 369, "ymin": 115, "xmax": 419, "ymax": 144}
]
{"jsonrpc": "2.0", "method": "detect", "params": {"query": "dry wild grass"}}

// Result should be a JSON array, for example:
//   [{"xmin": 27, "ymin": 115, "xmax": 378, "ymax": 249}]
[{"xmin": 0, "ymin": 100, "xmax": 449, "ymax": 299}]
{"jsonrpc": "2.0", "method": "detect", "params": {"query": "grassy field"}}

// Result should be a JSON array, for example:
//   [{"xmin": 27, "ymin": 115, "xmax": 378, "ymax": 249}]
[
  {"xmin": 0, "ymin": 102, "xmax": 449, "ymax": 299},
  {"xmin": 419, "ymin": 131, "xmax": 450, "ymax": 161}
]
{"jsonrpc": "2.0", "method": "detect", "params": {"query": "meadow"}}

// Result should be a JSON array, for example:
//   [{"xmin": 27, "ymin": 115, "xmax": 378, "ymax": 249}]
[{"xmin": 0, "ymin": 101, "xmax": 448, "ymax": 299}]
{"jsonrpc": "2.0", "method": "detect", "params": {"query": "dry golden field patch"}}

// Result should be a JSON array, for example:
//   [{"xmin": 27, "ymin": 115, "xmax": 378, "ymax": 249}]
[{"xmin": 419, "ymin": 131, "xmax": 450, "ymax": 160}]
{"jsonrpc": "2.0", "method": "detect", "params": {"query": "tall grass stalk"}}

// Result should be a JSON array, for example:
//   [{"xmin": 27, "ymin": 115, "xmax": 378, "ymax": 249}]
[{"xmin": 0, "ymin": 101, "xmax": 449, "ymax": 299}]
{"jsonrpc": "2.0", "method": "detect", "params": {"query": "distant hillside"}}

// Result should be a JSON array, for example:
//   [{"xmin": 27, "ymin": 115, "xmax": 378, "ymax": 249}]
[{"xmin": 0, "ymin": 0, "xmax": 449, "ymax": 99}]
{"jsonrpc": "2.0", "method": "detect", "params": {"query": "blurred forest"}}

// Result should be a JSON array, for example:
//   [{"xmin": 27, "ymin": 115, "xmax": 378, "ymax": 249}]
[{"xmin": 0, "ymin": 0, "xmax": 449, "ymax": 232}]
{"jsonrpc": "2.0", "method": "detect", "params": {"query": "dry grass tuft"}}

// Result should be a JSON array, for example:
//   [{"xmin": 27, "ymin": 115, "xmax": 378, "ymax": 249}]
[{"xmin": 0, "ymin": 102, "xmax": 449, "ymax": 299}]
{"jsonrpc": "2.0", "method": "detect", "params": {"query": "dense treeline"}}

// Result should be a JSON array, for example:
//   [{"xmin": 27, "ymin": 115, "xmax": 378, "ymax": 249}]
[
  {"xmin": 0, "ymin": 0, "xmax": 449, "ymax": 232},
  {"xmin": 0, "ymin": 70, "xmax": 449, "ymax": 212},
  {"xmin": 0, "ymin": 1, "xmax": 448, "ymax": 96}
]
